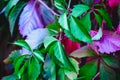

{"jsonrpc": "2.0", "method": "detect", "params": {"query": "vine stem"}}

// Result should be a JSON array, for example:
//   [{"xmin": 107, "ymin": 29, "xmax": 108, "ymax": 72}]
[
  {"xmin": 37, "ymin": 0, "xmax": 59, "ymax": 16},
  {"xmin": 67, "ymin": 0, "xmax": 71, "ymax": 9}
]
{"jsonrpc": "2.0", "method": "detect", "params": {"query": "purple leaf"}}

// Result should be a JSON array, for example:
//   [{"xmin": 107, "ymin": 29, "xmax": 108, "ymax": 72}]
[
  {"xmin": 90, "ymin": 30, "xmax": 120, "ymax": 54},
  {"xmin": 93, "ymin": 0, "xmax": 101, "ymax": 4},
  {"xmin": 20, "ymin": 28, "xmax": 49, "ymax": 55},
  {"xmin": 19, "ymin": 0, "xmax": 44, "ymax": 37}
]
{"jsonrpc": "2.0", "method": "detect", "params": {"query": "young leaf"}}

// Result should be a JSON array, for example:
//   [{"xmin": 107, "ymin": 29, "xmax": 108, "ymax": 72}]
[
  {"xmin": 79, "ymin": 12, "xmax": 91, "ymax": 32},
  {"xmin": 101, "ymin": 55, "xmax": 120, "ymax": 69},
  {"xmin": 13, "ymin": 40, "xmax": 32, "ymax": 51},
  {"xmin": 59, "ymin": 12, "xmax": 69, "ymax": 30},
  {"xmin": 8, "ymin": 1, "xmax": 26, "ymax": 35},
  {"xmin": 70, "ymin": 46, "xmax": 96, "ymax": 58},
  {"xmin": 100, "ymin": 62, "xmax": 116, "ymax": 80},
  {"xmin": 5, "ymin": 0, "xmax": 19, "ymax": 17},
  {"xmin": 72, "ymin": 4, "xmax": 90, "ymax": 17},
  {"xmin": 28, "ymin": 56, "xmax": 41, "ymax": 80},
  {"xmin": 94, "ymin": 12, "xmax": 102, "ymax": 26},
  {"xmin": 79, "ymin": 59, "xmax": 98, "ymax": 79},
  {"xmin": 54, "ymin": 0, "xmax": 67, "ymax": 11},
  {"xmin": 70, "ymin": 16, "xmax": 92, "ymax": 43},
  {"xmin": 33, "ymin": 50, "xmax": 44, "ymax": 62},
  {"xmin": 97, "ymin": 8, "xmax": 112, "ymax": 29},
  {"xmin": 92, "ymin": 27, "xmax": 102, "ymax": 40}
]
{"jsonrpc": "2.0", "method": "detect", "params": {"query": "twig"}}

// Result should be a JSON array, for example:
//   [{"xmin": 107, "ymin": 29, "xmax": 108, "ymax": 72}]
[
  {"xmin": 67, "ymin": 0, "xmax": 71, "ymax": 9},
  {"xmin": 37, "ymin": 0, "xmax": 59, "ymax": 16}
]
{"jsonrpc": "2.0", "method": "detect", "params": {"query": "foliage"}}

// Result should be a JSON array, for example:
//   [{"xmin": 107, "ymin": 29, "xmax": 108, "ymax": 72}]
[{"xmin": 0, "ymin": 0, "xmax": 120, "ymax": 80}]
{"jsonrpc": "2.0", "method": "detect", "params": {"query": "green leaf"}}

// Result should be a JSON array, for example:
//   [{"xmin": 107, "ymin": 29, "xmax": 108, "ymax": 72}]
[
  {"xmin": 70, "ymin": 16, "xmax": 92, "ymax": 43},
  {"xmin": 44, "ymin": 55, "xmax": 56, "ymax": 80},
  {"xmin": 79, "ymin": 59, "xmax": 98, "ymax": 79},
  {"xmin": 94, "ymin": 12, "xmax": 102, "ymax": 26},
  {"xmin": 46, "ymin": 19, "xmax": 60, "ymax": 31},
  {"xmin": 59, "ymin": 12, "xmax": 69, "ymax": 30},
  {"xmin": 2, "ymin": 74, "xmax": 17, "ymax": 80},
  {"xmin": 64, "ymin": 69, "xmax": 78, "ymax": 80},
  {"xmin": 28, "ymin": 56, "xmax": 41, "ymax": 80},
  {"xmin": 54, "ymin": 0, "xmax": 67, "ymax": 11},
  {"xmin": 44, "ymin": 36, "xmax": 57, "ymax": 48},
  {"xmin": 92, "ymin": 27, "xmax": 102, "ymax": 40},
  {"xmin": 100, "ymin": 62, "xmax": 116, "ymax": 80},
  {"xmin": 4, "ymin": 50, "xmax": 21, "ymax": 64},
  {"xmin": 75, "ymin": 76, "xmax": 93, "ymax": 80},
  {"xmin": 64, "ymin": 30, "xmax": 79, "ymax": 42},
  {"xmin": 101, "ymin": 55, "xmax": 120, "ymax": 69},
  {"xmin": 8, "ymin": 1, "xmax": 26, "ymax": 35},
  {"xmin": 97, "ymin": 8, "xmax": 112, "ymax": 29},
  {"xmin": 33, "ymin": 50, "xmax": 44, "ymax": 62},
  {"xmin": 5, "ymin": 0, "xmax": 19, "ymax": 17},
  {"xmin": 53, "ymin": 42, "xmax": 75, "ymax": 71},
  {"xmin": 72, "ymin": 4, "xmax": 90, "ymax": 17},
  {"xmin": 13, "ymin": 40, "xmax": 32, "ymax": 51},
  {"xmin": 19, "ymin": 59, "xmax": 29, "ymax": 79},
  {"xmin": 79, "ymin": 12, "xmax": 91, "ymax": 32},
  {"xmin": 70, "ymin": 46, "xmax": 96, "ymax": 58},
  {"xmin": 69, "ymin": 58, "xmax": 79, "ymax": 74},
  {"xmin": 14, "ymin": 55, "xmax": 26, "ymax": 74},
  {"xmin": 81, "ymin": 0, "xmax": 94, "ymax": 6},
  {"xmin": 58, "ymin": 68, "xmax": 65, "ymax": 80}
]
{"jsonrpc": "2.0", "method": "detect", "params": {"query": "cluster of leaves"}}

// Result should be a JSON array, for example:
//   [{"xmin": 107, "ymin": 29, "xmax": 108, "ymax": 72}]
[{"xmin": 1, "ymin": 0, "xmax": 120, "ymax": 80}]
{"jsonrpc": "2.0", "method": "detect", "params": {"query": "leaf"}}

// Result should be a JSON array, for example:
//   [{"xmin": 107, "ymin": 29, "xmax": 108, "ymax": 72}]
[
  {"xmin": 14, "ymin": 55, "xmax": 27, "ymax": 74},
  {"xmin": 19, "ymin": 59, "xmax": 29, "ymax": 79},
  {"xmin": 28, "ymin": 56, "xmax": 41, "ymax": 80},
  {"xmin": 101, "ymin": 54, "xmax": 120, "ymax": 69},
  {"xmin": 75, "ymin": 76, "xmax": 93, "ymax": 80},
  {"xmin": 5, "ymin": 0, "xmax": 19, "ymax": 17},
  {"xmin": 40, "ymin": 4, "xmax": 54, "ymax": 26},
  {"xmin": 4, "ymin": 50, "xmax": 21, "ymax": 64},
  {"xmin": 97, "ymin": 8, "xmax": 112, "ymax": 29},
  {"xmin": 92, "ymin": 27, "xmax": 102, "ymax": 40},
  {"xmin": 64, "ymin": 69, "xmax": 78, "ymax": 80},
  {"xmin": 13, "ymin": 40, "xmax": 32, "ymax": 51},
  {"xmin": 54, "ymin": 0, "xmax": 67, "ymax": 11},
  {"xmin": 47, "ymin": 19, "xmax": 60, "ymax": 31},
  {"xmin": 44, "ymin": 36, "xmax": 57, "ymax": 48},
  {"xmin": 72, "ymin": 4, "xmax": 90, "ymax": 17},
  {"xmin": 33, "ymin": 50, "xmax": 44, "ymax": 62},
  {"xmin": 100, "ymin": 62, "xmax": 116, "ymax": 80},
  {"xmin": 81, "ymin": 0, "xmax": 94, "ymax": 6},
  {"xmin": 8, "ymin": 1, "xmax": 26, "ymax": 35},
  {"xmin": 53, "ymin": 42, "xmax": 75, "ymax": 71},
  {"xmin": 69, "ymin": 58, "xmax": 79, "ymax": 74},
  {"xmin": 44, "ymin": 55, "xmax": 56, "ymax": 80},
  {"xmin": 25, "ymin": 28, "xmax": 49, "ymax": 50},
  {"xmin": 79, "ymin": 59, "xmax": 98, "ymax": 79},
  {"xmin": 79, "ymin": 12, "xmax": 91, "ymax": 32},
  {"xmin": 59, "ymin": 12, "xmax": 69, "ymax": 30},
  {"xmin": 70, "ymin": 46, "xmax": 96, "ymax": 58},
  {"xmin": 19, "ymin": 0, "xmax": 44, "ymax": 37},
  {"xmin": 2, "ymin": 74, "xmax": 17, "ymax": 80},
  {"xmin": 94, "ymin": 12, "xmax": 102, "ymax": 26},
  {"xmin": 70, "ymin": 16, "xmax": 92, "ymax": 43},
  {"xmin": 64, "ymin": 30, "xmax": 79, "ymax": 42}
]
